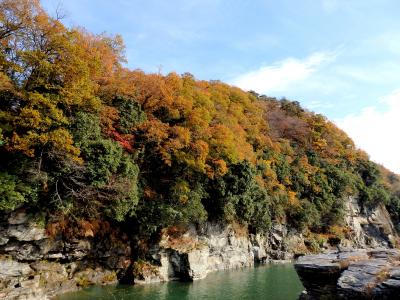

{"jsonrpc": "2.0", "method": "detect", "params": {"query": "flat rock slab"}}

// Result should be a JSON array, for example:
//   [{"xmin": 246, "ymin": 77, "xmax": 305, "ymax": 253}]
[
  {"xmin": 294, "ymin": 249, "xmax": 400, "ymax": 299},
  {"xmin": 295, "ymin": 253, "xmax": 340, "ymax": 272},
  {"xmin": 369, "ymin": 249, "xmax": 400, "ymax": 260},
  {"xmin": 338, "ymin": 259, "xmax": 390, "ymax": 297}
]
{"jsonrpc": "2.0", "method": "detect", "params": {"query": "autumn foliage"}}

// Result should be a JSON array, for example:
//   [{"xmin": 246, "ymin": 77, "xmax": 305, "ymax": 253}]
[{"xmin": 1, "ymin": 0, "xmax": 399, "ymax": 238}]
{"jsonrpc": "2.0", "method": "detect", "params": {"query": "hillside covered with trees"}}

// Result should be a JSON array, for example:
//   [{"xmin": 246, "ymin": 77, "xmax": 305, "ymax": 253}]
[{"xmin": 1, "ymin": 0, "xmax": 399, "ymax": 243}]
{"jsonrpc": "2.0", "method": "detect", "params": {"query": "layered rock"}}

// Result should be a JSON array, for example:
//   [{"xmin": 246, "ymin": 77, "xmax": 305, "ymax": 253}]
[
  {"xmin": 132, "ymin": 221, "xmax": 315, "ymax": 284},
  {"xmin": 295, "ymin": 249, "xmax": 400, "ymax": 299},
  {"xmin": 343, "ymin": 197, "xmax": 397, "ymax": 249},
  {"xmin": 134, "ymin": 196, "xmax": 400, "ymax": 285},
  {"xmin": 136, "ymin": 223, "xmax": 256, "ymax": 283},
  {"xmin": 295, "ymin": 196, "xmax": 400, "ymax": 299},
  {"xmin": 1, "ymin": 212, "xmax": 309, "ymax": 298},
  {"xmin": 1, "ymin": 196, "xmax": 398, "ymax": 299},
  {"xmin": 0, "ymin": 210, "xmax": 131, "ymax": 300}
]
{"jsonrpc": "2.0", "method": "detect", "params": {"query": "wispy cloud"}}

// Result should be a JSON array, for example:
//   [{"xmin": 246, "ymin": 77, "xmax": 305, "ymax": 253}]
[
  {"xmin": 337, "ymin": 90, "xmax": 400, "ymax": 174},
  {"xmin": 307, "ymin": 100, "xmax": 335, "ymax": 110},
  {"xmin": 231, "ymin": 52, "xmax": 336, "ymax": 94}
]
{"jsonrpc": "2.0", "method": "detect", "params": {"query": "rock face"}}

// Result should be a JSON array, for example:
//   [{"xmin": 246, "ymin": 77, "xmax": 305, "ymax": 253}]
[
  {"xmin": 134, "ymin": 197, "xmax": 400, "ymax": 285},
  {"xmin": 295, "ymin": 249, "xmax": 400, "ymax": 299},
  {"xmin": 344, "ymin": 197, "xmax": 397, "ymax": 249},
  {"xmin": 0, "ymin": 210, "xmax": 130, "ymax": 300},
  {"xmin": 1, "ymin": 197, "xmax": 398, "ymax": 299},
  {"xmin": 132, "ymin": 222, "xmax": 315, "ymax": 284},
  {"xmin": 130, "ymin": 222, "xmax": 307, "ymax": 285},
  {"xmin": 136, "ymin": 223, "xmax": 256, "ymax": 283}
]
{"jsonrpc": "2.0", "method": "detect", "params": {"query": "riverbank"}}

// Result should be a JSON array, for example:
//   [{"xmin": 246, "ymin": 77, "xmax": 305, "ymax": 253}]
[
  {"xmin": 1, "ymin": 195, "xmax": 398, "ymax": 299},
  {"xmin": 295, "ymin": 248, "xmax": 400, "ymax": 299}
]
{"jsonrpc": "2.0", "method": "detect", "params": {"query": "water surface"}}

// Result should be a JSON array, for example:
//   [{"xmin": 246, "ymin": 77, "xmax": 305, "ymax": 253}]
[{"xmin": 58, "ymin": 263, "xmax": 303, "ymax": 300}]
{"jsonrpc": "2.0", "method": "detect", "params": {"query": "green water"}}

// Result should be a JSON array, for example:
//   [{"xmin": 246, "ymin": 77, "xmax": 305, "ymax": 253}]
[{"xmin": 58, "ymin": 263, "xmax": 304, "ymax": 300}]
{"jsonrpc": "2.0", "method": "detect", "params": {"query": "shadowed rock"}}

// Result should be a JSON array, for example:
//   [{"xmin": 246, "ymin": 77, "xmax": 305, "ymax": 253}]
[{"xmin": 295, "ymin": 249, "xmax": 400, "ymax": 300}]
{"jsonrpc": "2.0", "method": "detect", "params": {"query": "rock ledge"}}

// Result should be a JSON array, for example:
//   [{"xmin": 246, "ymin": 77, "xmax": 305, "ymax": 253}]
[{"xmin": 295, "ymin": 249, "xmax": 400, "ymax": 299}]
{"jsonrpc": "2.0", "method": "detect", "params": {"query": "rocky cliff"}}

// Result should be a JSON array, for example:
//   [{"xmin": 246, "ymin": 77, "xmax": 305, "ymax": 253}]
[
  {"xmin": 343, "ymin": 197, "xmax": 397, "ymax": 248},
  {"xmin": 0, "ymin": 197, "xmax": 398, "ymax": 299},
  {"xmin": 292, "ymin": 197, "xmax": 400, "ymax": 299},
  {"xmin": 0, "ymin": 210, "xmax": 131, "ymax": 300},
  {"xmin": 132, "ymin": 222, "xmax": 303, "ymax": 284}
]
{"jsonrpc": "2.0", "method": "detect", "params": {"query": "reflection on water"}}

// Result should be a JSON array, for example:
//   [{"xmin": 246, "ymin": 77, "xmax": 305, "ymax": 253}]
[{"xmin": 58, "ymin": 263, "xmax": 303, "ymax": 300}]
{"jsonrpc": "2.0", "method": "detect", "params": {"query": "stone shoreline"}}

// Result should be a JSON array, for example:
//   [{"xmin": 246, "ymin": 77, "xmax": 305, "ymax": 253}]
[
  {"xmin": 295, "ymin": 249, "xmax": 400, "ymax": 299},
  {"xmin": 1, "ymin": 194, "xmax": 398, "ymax": 300}
]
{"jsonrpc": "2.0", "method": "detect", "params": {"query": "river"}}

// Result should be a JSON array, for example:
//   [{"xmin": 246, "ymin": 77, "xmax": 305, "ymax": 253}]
[{"xmin": 58, "ymin": 263, "xmax": 304, "ymax": 300}]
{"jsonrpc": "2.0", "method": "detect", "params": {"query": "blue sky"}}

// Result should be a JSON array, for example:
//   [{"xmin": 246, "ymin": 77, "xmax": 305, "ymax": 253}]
[{"xmin": 41, "ymin": 0, "xmax": 400, "ymax": 173}]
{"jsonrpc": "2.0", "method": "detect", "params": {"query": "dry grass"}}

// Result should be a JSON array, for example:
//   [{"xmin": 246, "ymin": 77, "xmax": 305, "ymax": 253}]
[
  {"xmin": 133, "ymin": 260, "xmax": 159, "ymax": 279},
  {"xmin": 75, "ymin": 275, "xmax": 92, "ymax": 287},
  {"xmin": 101, "ymin": 272, "xmax": 117, "ymax": 283},
  {"xmin": 376, "ymin": 267, "xmax": 390, "ymax": 282},
  {"xmin": 46, "ymin": 218, "xmax": 113, "ymax": 239},
  {"xmin": 159, "ymin": 224, "xmax": 204, "ymax": 252},
  {"xmin": 393, "ymin": 237, "xmax": 400, "ymax": 249},
  {"xmin": 230, "ymin": 221, "xmax": 248, "ymax": 238},
  {"xmin": 160, "ymin": 234, "xmax": 202, "ymax": 252},
  {"xmin": 338, "ymin": 255, "xmax": 367, "ymax": 269},
  {"xmin": 362, "ymin": 267, "xmax": 391, "ymax": 298}
]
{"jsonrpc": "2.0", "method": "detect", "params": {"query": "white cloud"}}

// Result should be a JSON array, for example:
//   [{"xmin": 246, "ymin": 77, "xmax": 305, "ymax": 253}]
[
  {"xmin": 231, "ymin": 52, "xmax": 335, "ymax": 94},
  {"xmin": 337, "ymin": 90, "xmax": 400, "ymax": 174}
]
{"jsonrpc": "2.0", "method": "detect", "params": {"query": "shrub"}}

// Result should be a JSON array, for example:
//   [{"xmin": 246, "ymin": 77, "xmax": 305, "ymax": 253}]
[{"xmin": 0, "ymin": 172, "xmax": 37, "ymax": 211}]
